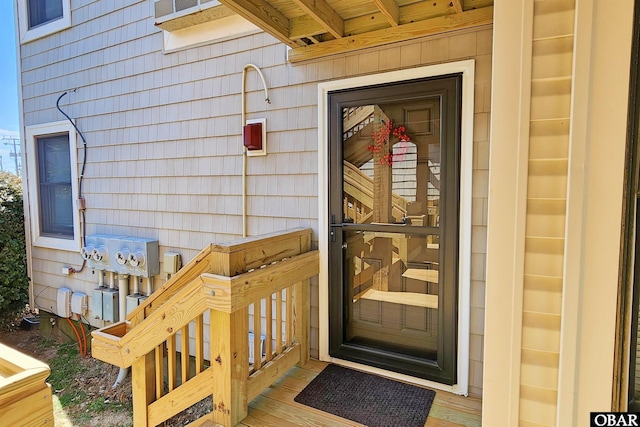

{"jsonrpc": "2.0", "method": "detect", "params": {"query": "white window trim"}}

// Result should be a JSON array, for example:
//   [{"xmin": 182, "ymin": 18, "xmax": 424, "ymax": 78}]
[
  {"xmin": 317, "ymin": 60, "xmax": 474, "ymax": 395},
  {"xmin": 162, "ymin": 14, "xmax": 260, "ymax": 53},
  {"xmin": 18, "ymin": 0, "xmax": 71, "ymax": 44},
  {"xmin": 25, "ymin": 121, "xmax": 80, "ymax": 252}
]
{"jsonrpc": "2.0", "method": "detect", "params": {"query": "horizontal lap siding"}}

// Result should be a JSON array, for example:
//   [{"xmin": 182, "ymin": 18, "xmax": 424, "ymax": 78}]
[
  {"xmin": 20, "ymin": 1, "xmax": 490, "ymax": 396},
  {"xmin": 519, "ymin": 1, "xmax": 575, "ymax": 425}
]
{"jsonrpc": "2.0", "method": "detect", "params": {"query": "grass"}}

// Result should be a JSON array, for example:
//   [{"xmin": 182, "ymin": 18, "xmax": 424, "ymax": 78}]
[
  {"xmin": 38, "ymin": 337, "xmax": 134, "ymax": 427},
  {"xmin": 1, "ymin": 324, "xmax": 208, "ymax": 426}
]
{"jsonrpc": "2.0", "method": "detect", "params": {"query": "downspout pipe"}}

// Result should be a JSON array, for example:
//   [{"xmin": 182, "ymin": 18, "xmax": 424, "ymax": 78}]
[{"xmin": 241, "ymin": 64, "xmax": 270, "ymax": 237}]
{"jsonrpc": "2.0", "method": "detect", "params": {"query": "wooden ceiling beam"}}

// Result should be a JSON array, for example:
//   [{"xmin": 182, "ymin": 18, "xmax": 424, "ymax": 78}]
[
  {"xmin": 373, "ymin": 0, "xmax": 400, "ymax": 26},
  {"xmin": 290, "ymin": 15, "xmax": 325, "ymax": 40},
  {"xmin": 450, "ymin": 0, "xmax": 464, "ymax": 13},
  {"xmin": 291, "ymin": 0, "xmax": 344, "ymax": 39},
  {"xmin": 288, "ymin": 6, "xmax": 493, "ymax": 62},
  {"xmin": 218, "ymin": 0, "xmax": 297, "ymax": 48},
  {"xmin": 290, "ymin": 1, "xmax": 455, "ymax": 41}
]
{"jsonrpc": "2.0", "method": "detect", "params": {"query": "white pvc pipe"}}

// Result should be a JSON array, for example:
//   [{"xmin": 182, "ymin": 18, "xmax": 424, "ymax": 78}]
[
  {"xmin": 241, "ymin": 64, "xmax": 270, "ymax": 238},
  {"xmin": 118, "ymin": 274, "xmax": 128, "ymax": 320},
  {"xmin": 112, "ymin": 367, "xmax": 129, "ymax": 388},
  {"xmin": 133, "ymin": 276, "xmax": 140, "ymax": 295},
  {"xmin": 146, "ymin": 276, "xmax": 153, "ymax": 296},
  {"xmin": 113, "ymin": 273, "xmax": 130, "ymax": 388}
]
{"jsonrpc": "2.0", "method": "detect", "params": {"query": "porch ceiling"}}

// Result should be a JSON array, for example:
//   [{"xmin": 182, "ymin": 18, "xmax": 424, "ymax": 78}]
[{"xmin": 216, "ymin": 0, "xmax": 493, "ymax": 62}]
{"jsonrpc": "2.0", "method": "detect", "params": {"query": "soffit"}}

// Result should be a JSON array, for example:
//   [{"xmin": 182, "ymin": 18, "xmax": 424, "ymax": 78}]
[{"xmin": 158, "ymin": 0, "xmax": 494, "ymax": 62}]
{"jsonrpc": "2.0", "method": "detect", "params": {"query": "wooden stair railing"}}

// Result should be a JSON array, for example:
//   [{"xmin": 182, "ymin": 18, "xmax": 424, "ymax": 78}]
[
  {"xmin": 0, "ymin": 343, "xmax": 53, "ymax": 427},
  {"xmin": 343, "ymin": 160, "xmax": 408, "ymax": 223},
  {"xmin": 91, "ymin": 228, "xmax": 318, "ymax": 427}
]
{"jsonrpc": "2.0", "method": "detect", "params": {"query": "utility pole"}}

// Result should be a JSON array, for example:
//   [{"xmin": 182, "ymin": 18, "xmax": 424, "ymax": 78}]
[{"xmin": 2, "ymin": 136, "xmax": 20, "ymax": 175}]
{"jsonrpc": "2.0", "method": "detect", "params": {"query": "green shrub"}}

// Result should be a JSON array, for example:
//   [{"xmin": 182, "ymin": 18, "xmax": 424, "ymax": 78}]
[{"xmin": 0, "ymin": 172, "xmax": 29, "ymax": 324}]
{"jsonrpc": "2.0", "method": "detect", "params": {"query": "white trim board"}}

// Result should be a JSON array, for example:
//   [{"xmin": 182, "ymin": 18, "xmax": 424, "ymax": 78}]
[
  {"xmin": 17, "ymin": 0, "xmax": 71, "ymax": 44},
  {"xmin": 162, "ymin": 14, "xmax": 261, "ymax": 53},
  {"xmin": 317, "ymin": 60, "xmax": 475, "ymax": 395}
]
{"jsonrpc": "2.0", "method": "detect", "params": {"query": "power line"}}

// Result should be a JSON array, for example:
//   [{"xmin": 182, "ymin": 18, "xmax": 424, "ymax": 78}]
[{"xmin": 1, "ymin": 136, "xmax": 20, "ymax": 175}]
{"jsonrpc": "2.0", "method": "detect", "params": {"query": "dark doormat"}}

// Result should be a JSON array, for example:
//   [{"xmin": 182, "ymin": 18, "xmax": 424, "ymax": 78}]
[{"xmin": 294, "ymin": 364, "xmax": 436, "ymax": 427}]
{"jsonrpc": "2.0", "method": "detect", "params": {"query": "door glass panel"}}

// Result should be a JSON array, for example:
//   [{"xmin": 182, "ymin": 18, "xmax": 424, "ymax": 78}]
[
  {"xmin": 345, "ymin": 230, "xmax": 439, "ymax": 360},
  {"xmin": 342, "ymin": 99, "xmax": 441, "ymax": 226},
  {"xmin": 341, "ymin": 97, "xmax": 442, "ymax": 361}
]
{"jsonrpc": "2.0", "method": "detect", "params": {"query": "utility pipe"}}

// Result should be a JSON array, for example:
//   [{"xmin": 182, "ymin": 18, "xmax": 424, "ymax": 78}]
[
  {"xmin": 133, "ymin": 276, "xmax": 140, "ymax": 295},
  {"xmin": 118, "ymin": 274, "xmax": 128, "ymax": 324},
  {"xmin": 112, "ymin": 366, "xmax": 129, "ymax": 388},
  {"xmin": 113, "ymin": 273, "xmax": 130, "ymax": 388},
  {"xmin": 146, "ymin": 276, "xmax": 153, "ymax": 296},
  {"xmin": 241, "ymin": 64, "xmax": 270, "ymax": 237}
]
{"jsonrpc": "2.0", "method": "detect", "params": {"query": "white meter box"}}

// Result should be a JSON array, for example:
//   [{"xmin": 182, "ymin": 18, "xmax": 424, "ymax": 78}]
[
  {"xmin": 82, "ymin": 234, "xmax": 121, "ymax": 271},
  {"xmin": 107, "ymin": 237, "xmax": 159, "ymax": 277}
]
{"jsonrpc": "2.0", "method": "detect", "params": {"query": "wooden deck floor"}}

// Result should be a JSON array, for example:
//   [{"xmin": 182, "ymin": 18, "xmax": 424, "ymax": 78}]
[{"xmin": 233, "ymin": 359, "xmax": 482, "ymax": 427}]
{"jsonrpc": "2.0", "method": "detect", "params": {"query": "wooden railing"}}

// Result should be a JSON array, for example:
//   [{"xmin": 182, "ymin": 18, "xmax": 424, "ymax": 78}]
[
  {"xmin": 91, "ymin": 228, "xmax": 318, "ymax": 427},
  {"xmin": 0, "ymin": 343, "xmax": 53, "ymax": 426},
  {"xmin": 343, "ymin": 160, "xmax": 408, "ymax": 223},
  {"xmin": 342, "ymin": 105, "xmax": 374, "ymax": 139}
]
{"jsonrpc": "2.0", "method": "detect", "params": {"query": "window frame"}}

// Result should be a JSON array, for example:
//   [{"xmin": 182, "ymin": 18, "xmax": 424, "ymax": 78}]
[
  {"xmin": 26, "ymin": 121, "xmax": 80, "ymax": 251},
  {"xmin": 17, "ymin": 0, "xmax": 71, "ymax": 44}
]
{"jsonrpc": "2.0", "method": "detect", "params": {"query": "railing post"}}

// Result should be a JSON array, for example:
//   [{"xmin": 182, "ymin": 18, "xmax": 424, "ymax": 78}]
[
  {"xmin": 211, "ymin": 308, "xmax": 249, "ymax": 427},
  {"xmin": 294, "ymin": 233, "xmax": 311, "ymax": 365},
  {"xmin": 132, "ymin": 352, "xmax": 155, "ymax": 427},
  {"xmin": 293, "ymin": 280, "xmax": 310, "ymax": 366}
]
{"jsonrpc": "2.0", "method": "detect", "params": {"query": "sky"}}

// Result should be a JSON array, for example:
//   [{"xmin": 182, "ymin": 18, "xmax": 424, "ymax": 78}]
[{"xmin": 0, "ymin": 1, "xmax": 20, "ymax": 174}]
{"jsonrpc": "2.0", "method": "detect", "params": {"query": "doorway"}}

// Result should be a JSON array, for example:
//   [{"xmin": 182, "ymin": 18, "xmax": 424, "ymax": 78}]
[{"xmin": 326, "ymin": 75, "xmax": 462, "ymax": 384}]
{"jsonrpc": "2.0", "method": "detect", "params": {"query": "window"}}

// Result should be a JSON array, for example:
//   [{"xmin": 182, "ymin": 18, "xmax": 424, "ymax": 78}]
[
  {"xmin": 37, "ymin": 134, "xmax": 73, "ymax": 237},
  {"xmin": 26, "ymin": 122, "xmax": 80, "ymax": 251},
  {"xmin": 18, "ymin": 0, "xmax": 71, "ymax": 43},
  {"xmin": 27, "ymin": 0, "xmax": 63, "ymax": 28}
]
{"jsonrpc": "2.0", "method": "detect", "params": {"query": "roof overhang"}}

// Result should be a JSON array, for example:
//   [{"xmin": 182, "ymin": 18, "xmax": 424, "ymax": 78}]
[{"xmin": 155, "ymin": 0, "xmax": 494, "ymax": 62}]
